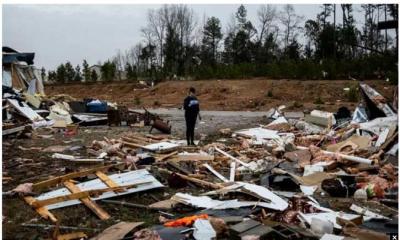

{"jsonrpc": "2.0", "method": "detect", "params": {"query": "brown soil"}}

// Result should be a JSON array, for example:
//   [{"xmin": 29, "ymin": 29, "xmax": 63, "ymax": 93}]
[{"xmin": 45, "ymin": 79, "xmax": 396, "ymax": 112}]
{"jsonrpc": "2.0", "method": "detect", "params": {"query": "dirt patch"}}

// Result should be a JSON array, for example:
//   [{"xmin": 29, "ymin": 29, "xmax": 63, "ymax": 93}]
[{"xmin": 45, "ymin": 79, "xmax": 396, "ymax": 112}]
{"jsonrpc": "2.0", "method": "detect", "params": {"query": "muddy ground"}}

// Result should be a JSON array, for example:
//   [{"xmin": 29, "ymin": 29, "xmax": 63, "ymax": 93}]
[{"xmin": 45, "ymin": 79, "xmax": 396, "ymax": 112}]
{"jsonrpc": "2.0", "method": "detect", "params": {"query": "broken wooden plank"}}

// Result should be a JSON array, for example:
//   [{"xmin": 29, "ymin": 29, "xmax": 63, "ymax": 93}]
[
  {"xmin": 121, "ymin": 141, "xmax": 145, "ymax": 149},
  {"xmin": 24, "ymin": 196, "xmax": 58, "ymax": 222},
  {"xmin": 145, "ymin": 134, "xmax": 168, "ymax": 141},
  {"xmin": 63, "ymin": 181, "xmax": 110, "ymax": 220},
  {"xmin": 156, "ymin": 151, "xmax": 178, "ymax": 161},
  {"xmin": 172, "ymin": 154, "xmax": 214, "ymax": 162},
  {"xmin": 122, "ymin": 136, "xmax": 147, "ymax": 145},
  {"xmin": 32, "ymin": 164, "xmax": 122, "ymax": 192},
  {"xmin": 129, "ymin": 135, "xmax": 156, "ymax": 143}
]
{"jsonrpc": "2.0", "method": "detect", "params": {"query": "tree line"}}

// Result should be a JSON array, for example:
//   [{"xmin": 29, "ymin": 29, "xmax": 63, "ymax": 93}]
[{"xmin": 46, "ymin": 4, "xmax": 399, "ymax": 84}]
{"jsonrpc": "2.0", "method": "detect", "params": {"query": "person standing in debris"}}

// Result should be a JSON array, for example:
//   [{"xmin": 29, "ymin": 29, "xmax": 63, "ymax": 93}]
[{"xmin": 183, "ymin": 87, "xmax": 201, "ymax": 145}]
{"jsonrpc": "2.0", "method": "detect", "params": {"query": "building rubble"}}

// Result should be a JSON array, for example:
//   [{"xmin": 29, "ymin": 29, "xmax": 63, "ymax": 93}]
[{"xmin": 2, "ymin": 48, "xmax": 398, "ymax": 240}]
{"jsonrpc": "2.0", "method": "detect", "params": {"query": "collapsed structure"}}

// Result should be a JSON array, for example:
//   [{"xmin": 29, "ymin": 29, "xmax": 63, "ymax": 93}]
[{"xmin": 2, "ymin": 49, "xmax": 398, "ymax": 240}]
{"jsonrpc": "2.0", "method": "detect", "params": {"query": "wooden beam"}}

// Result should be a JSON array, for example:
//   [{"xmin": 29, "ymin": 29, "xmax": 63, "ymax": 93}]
[
  {"xmin": 24, "ymin": 196, "xmax": 58, "ymax": 223},
  {"xmin": 171, "ymin": 154, "xmax": 214, "ymax": 162},
  {"xmin": 121, "ymin": 141, "xmax": 146, "ymax": 149},
  {"xmin": 63, "ymin": 181, "xmax": 110, "ymax": 220},
  {"xmin": 32, "ymin": 164, "xmax": 122, "ymax": 192},
  {"xmin": 145, "ymin": 134, "xmax": 167, "ymax": 140},
  {"xmin": 95, "ymin": 171, "xmax": 124, "ymax": 193},
  {"xmin": 156, "ymin": 151, "xmax": 178, "ymax": 161},
  {"xmin": 127, "ymin": 135, "xmax": 155, "ymax": 143},
  {"xmin": 122, "ymin": 136, "xmax": 146, "ymax": 145}
]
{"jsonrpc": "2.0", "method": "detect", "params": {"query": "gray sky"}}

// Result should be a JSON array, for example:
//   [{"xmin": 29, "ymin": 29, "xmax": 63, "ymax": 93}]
[{"xmin": 2, "ymin": 4, "xmax": 387, "ymax": 70}]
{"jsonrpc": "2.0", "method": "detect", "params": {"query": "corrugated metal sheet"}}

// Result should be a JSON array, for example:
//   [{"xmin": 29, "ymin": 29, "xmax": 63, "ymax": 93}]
[{"xmin": 35, "ymin": 169, "xmax": 163, "ymax": 210}]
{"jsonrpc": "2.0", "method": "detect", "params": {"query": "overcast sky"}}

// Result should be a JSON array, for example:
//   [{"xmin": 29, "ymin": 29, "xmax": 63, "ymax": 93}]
[{"xmin": 2, "ymin": 4, "xmax": 384, "ymax": 70}]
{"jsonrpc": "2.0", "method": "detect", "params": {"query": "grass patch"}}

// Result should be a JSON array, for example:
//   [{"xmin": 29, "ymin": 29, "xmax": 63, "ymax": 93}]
[{"xmin": 346, "ymin": 85, "xmax": 359, "ymax": 102}]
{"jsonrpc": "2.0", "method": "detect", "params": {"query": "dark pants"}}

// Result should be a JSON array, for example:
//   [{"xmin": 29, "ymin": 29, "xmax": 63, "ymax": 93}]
[{"xmin": 185, "ymin": 114, "xmax": 197, "ymax": 145}]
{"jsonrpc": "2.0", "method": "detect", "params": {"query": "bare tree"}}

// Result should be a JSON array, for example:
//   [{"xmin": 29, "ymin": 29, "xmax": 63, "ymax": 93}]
[
  {"xmin": 113, "ymin": 49, "xmax": 124, "ymax": 80},
  {"xmin": 142, "ymin": 8, "xmax": 166, "ymax": 67},
  {"xmin": 257, "ymin": 5, "xmax": 277, "ymax": 44},
  {"xmin": 279, "ymin": 4, "xmax": 304, "ymax": 48},
  {"xmin": 176, "ymin": 5, "xmax": 196, "ymax": 48}
]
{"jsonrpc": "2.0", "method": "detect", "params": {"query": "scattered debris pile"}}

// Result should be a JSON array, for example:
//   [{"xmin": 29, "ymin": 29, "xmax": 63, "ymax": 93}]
[
  {"xmin": 2, "ymin": 47, "xmax": 171, "ymax": 139},
  {"xmin": 4, "ymin": 76, "xmax": 398, "ymax": 239}
]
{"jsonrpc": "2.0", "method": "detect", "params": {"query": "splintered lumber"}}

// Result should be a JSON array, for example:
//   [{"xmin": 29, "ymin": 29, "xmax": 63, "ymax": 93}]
[
  {"xmin": 146, "ymin": 134, "xmax": 168, "ymax": 140},
  {"xmin": 121, "ymin": 141, "xmax": 145, "ymax": 149},
  {"xmin": 296, "ymin": 146, "xmax": 373, "ymax": 165},
  {"xmin": 32, "ymin": 164, "xmax": 123, "ymax": 192},
  {"xmin": 172, "ymin": 154, "xmax": 214, "ymax": 162},
  {"xmin": 131, "ymin": 135, "xmax": 158, "ymax": 143},
  {"xmin": 177, "ymin": 172, "xmax": 223, "ymax": 189},
  {"xmin": 24, "ymin": 196, "xmax": 58, "ymax": 222},
  {"xmin": 122, "ymin": 136, "xmax": 146, "ymax": 145},
  {"xmin": 156, "ymin": 151, "xmax": 178, "ymax": 161},
  {"xmin": 158, "ymin": 167, "xmax": 223, "ymax": 189},
  {"xmin": 203, "ymin": 164, "xmax": 229, "ymax": 182},
  {"xmin": 214, "ymin": 147, "xmax": 250, "ymax": 167}
]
